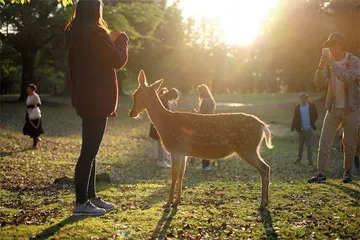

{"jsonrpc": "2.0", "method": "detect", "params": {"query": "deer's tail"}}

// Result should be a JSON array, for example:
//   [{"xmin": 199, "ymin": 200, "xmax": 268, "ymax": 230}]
[{"xmin": 261, "ymin": 124, "xmax": 274, "ymax": 149}]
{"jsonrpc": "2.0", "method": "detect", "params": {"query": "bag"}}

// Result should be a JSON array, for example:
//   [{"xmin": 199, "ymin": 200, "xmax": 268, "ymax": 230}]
[{"xmin": 29, "ymin": 105, "xmax": 41, "ymax": 120}]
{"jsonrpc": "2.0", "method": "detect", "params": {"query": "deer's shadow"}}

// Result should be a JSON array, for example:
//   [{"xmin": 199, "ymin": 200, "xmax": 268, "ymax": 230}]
[
  {"xmin": 151, "ymin": 207, "xmax": 178, "ymax": 239},
  {"xmin": 259, "ymin": 208, "xmax": 279, "ymax": 240}
]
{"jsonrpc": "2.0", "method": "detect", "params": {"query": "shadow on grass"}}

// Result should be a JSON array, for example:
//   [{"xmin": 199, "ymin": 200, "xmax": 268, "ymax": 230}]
[
  {"xmin": 151, "ymin": 207, "xmax": 178, "ymax": 239},
  {"xmin": 259, "ymin": 208, "xmax": 278, "ymax": 240},
  {"xmin": 327, "ymin": 182, "xmax": 360, "ymax": 202},
  {"xmin": 0, "ymin": 149, "xmax": 29, "ymax": 158},
  {"xmin": 34, "ymin": 215, "xmax": 88, "ymax": 239}
]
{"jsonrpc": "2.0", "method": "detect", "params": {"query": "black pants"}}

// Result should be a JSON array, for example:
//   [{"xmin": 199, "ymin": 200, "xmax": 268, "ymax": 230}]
[
  {"xmin": 75, "ymin": 117, "xmax": 107, "ymax": 204},
  {"xmin": 202, "ymin": 159, "xmax": 210, "ymax": 168}
]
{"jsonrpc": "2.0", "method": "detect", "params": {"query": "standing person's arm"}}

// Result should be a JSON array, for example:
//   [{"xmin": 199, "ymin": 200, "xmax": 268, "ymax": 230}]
[
  {"xmin": 314, "ymin": 67, "xmax": 330, "ymax": 89},
  {"xmin": 330, "ymin": 56, "xmax": 360, "ymax": 84},
  {"xmin": 89, "ymin": 28, "xmax": 129, "ymax": 70},
  {"xmin": 34, "ymin": 94, "xmax": 41, "ymax": 107}
]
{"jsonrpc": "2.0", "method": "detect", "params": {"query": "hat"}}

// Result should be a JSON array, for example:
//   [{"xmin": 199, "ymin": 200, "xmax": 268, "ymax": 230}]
[
  {"xmin": 324, "ymin": 32, "xmax": 345, "ymax": 47},
  {"xmin": 299, "ymin": 92, "xmax": 309, "ymax": 98}
]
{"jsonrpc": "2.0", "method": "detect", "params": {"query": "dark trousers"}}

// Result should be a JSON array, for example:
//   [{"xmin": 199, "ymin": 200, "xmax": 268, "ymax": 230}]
[
  {"xmin": 297, "ymin": 129, "xmax": 313, "ymax": 163},
  {"xmin": 202, "ymin": 159, "xmax": 210, "ymax": 168},
  {"xmin": 75, "ymin": 117, "xmax": 107, "ymax": 204}
]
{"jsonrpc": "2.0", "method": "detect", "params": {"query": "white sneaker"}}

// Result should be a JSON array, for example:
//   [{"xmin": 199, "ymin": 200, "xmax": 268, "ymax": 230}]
[
  {"xmin": 90, "ymin": 197, "xmax": 114, "ymax": 211},
  {"xmin": 156, "ymin": 160, "xmax": 171, "ymax": 168},
  {"xmin": 72, "ymin": 201, "xmax": 106, "ymax": 216}
]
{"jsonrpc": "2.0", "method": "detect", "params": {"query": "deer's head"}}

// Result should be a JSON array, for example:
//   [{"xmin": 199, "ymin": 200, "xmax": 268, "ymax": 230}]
[{"xmin": 129, "ymin": 70, "xmax": 164, "ymax": 118}]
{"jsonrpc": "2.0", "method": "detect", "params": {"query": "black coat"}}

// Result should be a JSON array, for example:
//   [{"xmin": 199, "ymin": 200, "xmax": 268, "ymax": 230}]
[{"xmin": 291, "ymin": 102, "xmax": 318, "ymax": 132}]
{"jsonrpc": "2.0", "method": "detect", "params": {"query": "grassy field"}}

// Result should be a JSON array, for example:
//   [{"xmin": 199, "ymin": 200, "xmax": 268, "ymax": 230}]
[{"xmin": 0, "ymin": 93, "xmax": 359, "ymax": 240}]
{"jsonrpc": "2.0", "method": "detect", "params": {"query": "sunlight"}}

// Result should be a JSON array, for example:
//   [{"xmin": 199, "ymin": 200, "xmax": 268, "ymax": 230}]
[{"xmin": 174, "ymin": 0, "xmax": 279, "ymax": 45}]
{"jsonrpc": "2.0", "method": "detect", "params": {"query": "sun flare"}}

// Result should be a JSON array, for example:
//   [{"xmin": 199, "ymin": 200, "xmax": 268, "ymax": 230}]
[{"xmin": 175, "ymin": 0, "xmax": 279, "ymax": 46}]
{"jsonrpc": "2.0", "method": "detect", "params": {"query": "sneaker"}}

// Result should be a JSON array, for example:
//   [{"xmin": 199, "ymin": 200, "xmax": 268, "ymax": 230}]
[
  {"xmin": 90, "ymin": 197, "xmax": 114, "ymax": 211},
  {"xmin": 72, "ymin": 201, "xmax": 106, "ymax": 216},
  {"xmin": 156, "ymin": 160, "xmax": 171, "ymax": 168},
  {"xmin": 203, "ymin": 166, "xmax": 212, "ymax": 171},
  {"xmin": 308, "ymin": 174, "xmax": 327, "ymax": 184},
  {"xmin": 343, "ymin": 172, "xmax": 352, "ymax": 183}
]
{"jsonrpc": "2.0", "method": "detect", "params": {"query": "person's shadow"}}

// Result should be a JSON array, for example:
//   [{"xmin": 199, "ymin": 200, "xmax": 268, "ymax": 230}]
[
  {"xmin": 259, "ymin": 208, "xmax": 279, "ymax": 240},
  {"xmin": 34, "ymin": 215, "xmax": 88, "ymax": 239},
  {"xmin": 327, "ymin": 182, "xmax": 360, "ymax": 202},
  {"xmin": 0, "ymin": 149, "xmax": 29, "ymax": 158},
  {"xmin": 150, "ymin": 207, "xmax": 178, "ymax": 239}
]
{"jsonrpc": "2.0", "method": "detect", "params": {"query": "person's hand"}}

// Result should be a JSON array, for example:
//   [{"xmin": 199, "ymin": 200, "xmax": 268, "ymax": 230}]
[
  {"xmin": 191, "ymin": 109, "xmax": 197, "ymax": 113},
  {"xmin": 114, "ymin": 32, "xmax": 129, "ymax": 46},
  {"xmin": 318, "ymin": 55, "xmax": 334, "ymax": 68}
]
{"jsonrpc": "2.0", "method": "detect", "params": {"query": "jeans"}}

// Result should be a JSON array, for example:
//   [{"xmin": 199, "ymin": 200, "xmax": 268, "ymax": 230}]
[
  {"xmin": 75, "ymin": 117, "xmax": 107, "ymax": 204},
  {"xmin": 297, "ymin": 129, "xmax": 313, "ymax": 163}
]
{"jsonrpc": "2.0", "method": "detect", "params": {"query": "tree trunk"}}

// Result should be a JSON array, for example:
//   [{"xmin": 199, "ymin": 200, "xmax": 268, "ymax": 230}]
[{"xmin": 18, "ymin": 50, "xmax": 37, "ymax": 102}]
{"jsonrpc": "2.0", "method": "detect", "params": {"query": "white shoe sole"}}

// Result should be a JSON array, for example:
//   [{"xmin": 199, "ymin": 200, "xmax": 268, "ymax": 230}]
[{"xmin": 72, "ymin": 211, "xmax": 106, "ymax": 216}]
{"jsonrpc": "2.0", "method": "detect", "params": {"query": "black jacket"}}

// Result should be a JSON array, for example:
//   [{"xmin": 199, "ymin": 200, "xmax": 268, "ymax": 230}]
[{"xmin": 291, "ymin": 102, "xmax": 318, "ymax": 132}]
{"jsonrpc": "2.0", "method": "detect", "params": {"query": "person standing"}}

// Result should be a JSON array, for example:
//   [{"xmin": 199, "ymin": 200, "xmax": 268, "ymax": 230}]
[
  {"xmin": 23, "ymin": 84, "xmax": 44, "ymax": 149},
  {"xmin": 149, "ymin": 88, "xmax": 179, "ymax": 168},
  {"xmin": 65, "ymin": 0, "xmax": 129, "ymax": 216},
  {"xmin": 308, "ymin": 33, "xmax": 360, "ymax": 184},
  {"xmin": 195, "ymin": 84, "xmax": 216, "ymax": 171},
  {"xmin": 291, "ymin": 93, "xmax": 318, "ymax": 166}
]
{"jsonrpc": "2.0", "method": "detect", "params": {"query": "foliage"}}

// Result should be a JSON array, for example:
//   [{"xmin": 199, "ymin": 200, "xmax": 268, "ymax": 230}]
[
  {"xmin": 0, "ymin": 0, "xmax": 359, "ymax": 97},
  {"xmin": 0, "ymin": 94, "xmax": 359, "ymax": 239}
]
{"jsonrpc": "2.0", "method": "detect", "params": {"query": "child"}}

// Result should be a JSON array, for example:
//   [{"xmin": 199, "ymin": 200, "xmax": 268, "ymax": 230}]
[
  {"xmin": 23, "ymin": 84, "xmax": 44, "ymax": 149},
  {"xmin": 195, "ymin": 84, "xmax": 216, "ymax": 171},
  {"xmin": 291, "ymin": 93, "xmax": 318, "ymax": 166},
  {"xmin": 149, "ymin": 88, "xmax": 179, "ymax": 168}
]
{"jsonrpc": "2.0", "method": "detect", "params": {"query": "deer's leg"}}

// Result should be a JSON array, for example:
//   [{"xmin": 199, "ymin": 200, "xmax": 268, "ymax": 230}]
[
  {"xmin": 238, "ymin": 150, "xmax": 270, "ymax": 208},
  {"xmin": 165, "ymin": 153, "xmax": 182, "ymax": 208},
  {"xmin": 173, "ymin": 156, "xmax": 187, "ymax": 206}
]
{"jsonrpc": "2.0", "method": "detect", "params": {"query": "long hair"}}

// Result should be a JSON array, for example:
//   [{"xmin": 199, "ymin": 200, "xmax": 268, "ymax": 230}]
[
  {"xmin": 65, "ymin": 0, "xmax": 110, "ymax": 46},
  {"xmin": 197, "ymin": 84, "xmax": 215, "ymax": 105}
]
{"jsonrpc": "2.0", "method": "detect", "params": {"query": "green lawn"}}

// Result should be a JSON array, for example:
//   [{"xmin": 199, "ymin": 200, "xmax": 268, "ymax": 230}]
[{"xmin": 0, "ymin": 93, "xmax": 359, "ymax": 239}]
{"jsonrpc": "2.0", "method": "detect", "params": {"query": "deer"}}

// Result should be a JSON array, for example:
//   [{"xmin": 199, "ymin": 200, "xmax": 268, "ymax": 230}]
[{"xmin": 130, "ymin": 70, "xmax": 273, "ymax": 209}]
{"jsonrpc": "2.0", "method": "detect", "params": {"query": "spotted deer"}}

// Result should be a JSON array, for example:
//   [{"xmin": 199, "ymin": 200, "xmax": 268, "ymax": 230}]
[{"xmin": 130, "ymin": 70, "xmax": 273, "ymax": 208}]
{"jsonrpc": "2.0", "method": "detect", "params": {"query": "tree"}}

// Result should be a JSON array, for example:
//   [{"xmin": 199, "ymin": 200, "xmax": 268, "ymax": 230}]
[{"xmin": 0, "ymin": 0, "xmax": 71, "ymax": 100}]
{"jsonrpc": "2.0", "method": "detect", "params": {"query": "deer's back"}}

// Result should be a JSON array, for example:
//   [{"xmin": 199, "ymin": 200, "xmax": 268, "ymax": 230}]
[{"xmin": 159, "ymin": 112, "xmax": 264, "ymax": 154}]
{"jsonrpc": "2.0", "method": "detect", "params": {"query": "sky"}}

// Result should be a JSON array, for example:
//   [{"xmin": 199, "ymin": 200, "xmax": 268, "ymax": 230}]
[{"xmin": 169, "ymin": 0, "xmax": 280, "ymax": 45}]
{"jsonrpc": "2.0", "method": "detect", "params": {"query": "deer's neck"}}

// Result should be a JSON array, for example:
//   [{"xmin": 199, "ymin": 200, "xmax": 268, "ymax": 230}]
[{"xmin": 145, "ymin": 92, "xmax": 170, "ymax": 131}]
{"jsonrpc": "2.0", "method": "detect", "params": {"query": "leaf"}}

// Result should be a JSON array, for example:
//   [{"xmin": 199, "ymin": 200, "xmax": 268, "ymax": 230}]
[
  {"xmin": 0, "ymin": 0, "xmax": 5, "ymax": 5},
  {"xmin": 57, "ymin": 0, "xmax": 73, "ymax": 7}
]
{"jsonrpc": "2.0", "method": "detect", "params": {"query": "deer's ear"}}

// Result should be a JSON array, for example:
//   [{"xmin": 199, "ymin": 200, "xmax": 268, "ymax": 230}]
[
  {"xmin": 138, "ymin": 70, "xmax": 147, "ymax": 86},
  {"xmin": 150, "ymin": 79, "xmax": 164, "ymax": 92}
]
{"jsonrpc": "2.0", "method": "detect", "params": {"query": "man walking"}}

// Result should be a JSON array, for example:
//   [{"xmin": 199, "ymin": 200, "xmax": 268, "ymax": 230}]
[
  {"xmin": 291, "ymin": 93, "xmax": 318, "ymax": 166},
  {"xmin": 308, "ymin": 33, "xmax": 360, "ymax": 184}
]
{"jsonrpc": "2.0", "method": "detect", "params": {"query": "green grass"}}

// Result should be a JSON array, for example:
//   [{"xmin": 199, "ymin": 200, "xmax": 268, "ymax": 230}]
[{"xmin": 0, "ymin": 93, "xmax": 359, "ymax": 239}]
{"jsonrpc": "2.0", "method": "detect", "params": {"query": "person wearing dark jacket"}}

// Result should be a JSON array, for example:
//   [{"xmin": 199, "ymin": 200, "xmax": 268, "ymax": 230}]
[
  {"xmin": 149, "ymin": 88, "xmax": 179, "ymax": 168},
  {"xmin": 65, "ymin": 0, "xmax": 128, "ymax": 216},
  {"xmin": 291, "ymin": 93, "xmax": 318, "ymax": 166}
]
